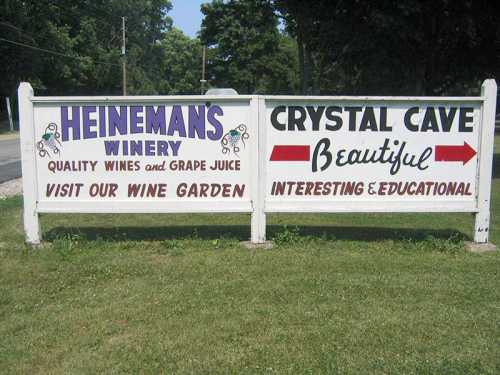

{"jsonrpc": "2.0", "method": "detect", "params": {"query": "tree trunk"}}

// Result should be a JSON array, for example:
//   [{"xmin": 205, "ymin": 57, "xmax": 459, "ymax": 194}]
[
  {"xmin": 297, "ymin": 31, "xmax": 306, "ymax": 94},
  {"xmin": 305, "ymin": 43, "xmax": 315, "ymax": 94}
]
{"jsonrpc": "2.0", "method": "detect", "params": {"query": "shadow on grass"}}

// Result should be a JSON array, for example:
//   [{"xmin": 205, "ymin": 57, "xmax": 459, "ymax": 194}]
[{"xmin": 44, "ymin": 225, "xmax": 469, "ymax": 243}]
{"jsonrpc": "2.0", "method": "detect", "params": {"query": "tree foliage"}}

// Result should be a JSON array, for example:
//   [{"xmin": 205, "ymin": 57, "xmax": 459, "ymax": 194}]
[
  {"xmin": 1, "ymin": 0, "xmax": 498, "ymax": 103},
  {"xmin": 200, "ymin": 0, "xmax": 298, "ymax": 94},
  {"xmin": 158, "ymin": 28, "xmax": 203, "ymax": 95},
  {"xmin": 274, "ymin": 0, "xmax": 500, "ymax": 95},
  {"xmin": 0, "ymin": 0, "xmax": 172, "ymax": 96}
]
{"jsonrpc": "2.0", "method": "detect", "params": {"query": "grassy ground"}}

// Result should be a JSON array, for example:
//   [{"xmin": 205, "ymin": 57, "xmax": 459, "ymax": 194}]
[{"xmin": 0, "ymin": 137, "xmax": 499, "ymax": 374}]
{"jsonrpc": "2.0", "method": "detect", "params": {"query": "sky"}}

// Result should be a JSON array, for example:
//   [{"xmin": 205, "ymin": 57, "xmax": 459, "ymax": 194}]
[{"xmin": 169, "ymin": 0, "xmax": 205, "ymax": 38}]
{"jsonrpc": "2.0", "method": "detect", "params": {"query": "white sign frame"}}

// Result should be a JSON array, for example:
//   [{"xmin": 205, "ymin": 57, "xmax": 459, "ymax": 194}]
[{"xmin": 18, "ymin": 80, "xmax": 497, "ymax": 245}]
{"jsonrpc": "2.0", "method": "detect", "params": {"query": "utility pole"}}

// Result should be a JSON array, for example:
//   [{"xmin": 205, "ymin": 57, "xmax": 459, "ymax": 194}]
[
  {"xmin": 121, "ymin": 16, "xmax": 127, "ymax": 96},
  {"xmin": 5, "ymin": 97, "xmax": 14, "ymax": 132},
  {"xmin": 200, "ymin": 45, "xmax": 207, "ymax": 94}
]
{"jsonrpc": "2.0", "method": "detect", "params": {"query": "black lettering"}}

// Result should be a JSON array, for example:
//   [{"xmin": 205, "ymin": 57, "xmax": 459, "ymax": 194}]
[
  {"xmin": 438, "ymin": 107, "xmax": 457, "ymax": 132},
  {"xmin": 379, "ymin": 107, "xmax": 391, "ymax": 131},
  {"xmin": 359, "ymin": 107, "xmax": 378, "ymax": 131},
  {"xmin": 325, "ymin": 106, "xmax": 343, "ymax": 131},
  {"xmin": 271, "ymin": 106, "xmax": 286, "ymax": 131},
  {"xmin": 312, "ymin": 138, "xmax": 332, "ymax": 172},
  {"xmin": 345, "ymin": 106, "xmax": 363, "ymax": 131},
  {"xmin": 421, "ymin": 107, "xmax": 439, "ymax": 132},
  {"xmin": 404, "ymin": 107, "xmax": 419, "ymax": 131},
  {"xmin": 458, "ymin": 107, "xmax": 474, "ymax": 132},
  {"xmin": 306, "ymin": 106, "xmax": 325, "ymax": 131},
  {"xmin": 288, "ymin": 106, "xmax": 307, "ymax": 131}
]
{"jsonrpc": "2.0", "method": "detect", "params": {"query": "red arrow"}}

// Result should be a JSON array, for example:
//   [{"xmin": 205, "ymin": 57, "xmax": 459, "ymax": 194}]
[
  {"xmin": 435, "ymin": 142, "xmax": 477, "ymax": 165},
  {"xmin": 270, "ymin": 145, "xmax": 310, "ymax": 161}
]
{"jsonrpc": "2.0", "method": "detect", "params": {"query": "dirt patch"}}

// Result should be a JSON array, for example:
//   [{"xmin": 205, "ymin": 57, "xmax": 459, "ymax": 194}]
[
  {"xmin": 0, "ymin": 178, "xmax": 22, "ymax": 198},
  {"xmin": 0, "ymin": 132, "xmax": 19, "ymax": 141}
]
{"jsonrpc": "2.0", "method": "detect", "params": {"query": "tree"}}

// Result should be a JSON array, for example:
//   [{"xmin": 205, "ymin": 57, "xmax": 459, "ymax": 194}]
[
  {"xmin": 0, "ymin": 0, "xmax": 172, "ymax": 97},
  {"xmin": 274, "ymin": 0, "xmax": 500, "ymax": 95},
  {"xmin": 200, "ymin": 0, "xmax": 298, "ymax": 94},
  {"xmin": 157, "ymin": 28, "xmax": 203, "ymax": 95},
  {"xmin": 273, "ymin": 0, "xmax": 316, "ymax": 94}
]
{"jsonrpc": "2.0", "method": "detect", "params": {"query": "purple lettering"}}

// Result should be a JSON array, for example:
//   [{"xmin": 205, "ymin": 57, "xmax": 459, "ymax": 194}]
[
  {"xmin": 99, "ymin": 106, "xmax": 106, "ymax": 137},
  {"xmin": 167, "ymin": 105, "xmax": 186, "ymax": 137},
  {"xmin": 130, "ymin": 106, "xmax": 144, "ymax": 134},
  {"xmin": 82, "ymin": 106, "xmax": 97, "ymax": 139},
  {"xmin": 188, "ymin": 105, "xmax": 205, "ymax": 139},
  {"xmin": 169, "ymin": 140, "xmax": 181, "ymax": 156},
  {"xmin": 145, "ymin": 106, "xmax": 166, "ymax": 135},
  {"xmin": 207, "ymin": 106, "xmax": 223, "ymax": 140},
  {"xmin": 145, "ymin": 140, "xmax": 155, "ymax": 156},
  {"xmin": 61, "ymin": 106, "xmax": 80, "ymax": 141},
  {"xmin": 104, "ymin": 141, "xmax": 119, "ymax": 155},
  {"xmin": 109, "ymin": 106, "xmax": 127, "ymax": 136},
  {"xmin": 130, "ymin": 140, "xmax": 142, "ymax": 156}
]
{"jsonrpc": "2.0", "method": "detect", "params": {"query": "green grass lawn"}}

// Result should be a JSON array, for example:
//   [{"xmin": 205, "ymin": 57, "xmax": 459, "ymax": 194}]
[{"xmin": 0, "ymin": 136, "xmax": 499, "ymax": 374}]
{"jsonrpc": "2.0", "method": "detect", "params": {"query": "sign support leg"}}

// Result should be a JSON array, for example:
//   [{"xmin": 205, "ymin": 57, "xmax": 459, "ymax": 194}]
[
  {"xmin": 250, "ymin": 96, "xmax": 266, "ymax": 243},
  {"xmin": 474, "ymin": 79, "xmax": 497, "ymax": 243},
  {"xmin": 251, "ymin": 205, "xmax": 266, "ymax": 243},
  {"xmin": 18, "ymin": 82, "xmax": 41, "ymax": 245}
]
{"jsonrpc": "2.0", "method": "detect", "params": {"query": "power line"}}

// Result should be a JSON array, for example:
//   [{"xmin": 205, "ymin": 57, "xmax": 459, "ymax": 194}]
[
  {"xmin": 0, "ymin": 36, "xmax": 120, "ymax": 67},
  {"xmin": 122, "ymin": 16, "xmax": 127, "ymax": 95},
  {"xmin": 0, "ymin": 19, "xmax": 121, "ymax": 51},
  {"xmin": 0, "ymin": 21, "xmax": 36, "ymax": 42}
]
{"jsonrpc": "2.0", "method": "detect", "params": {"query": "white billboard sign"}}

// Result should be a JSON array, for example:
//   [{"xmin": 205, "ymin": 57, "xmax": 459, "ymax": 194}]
[
  {"xmin": 34, "ymin": 102, "xmax": 252, "ymax": 209},
  {"xmin": 265, "ymin": 101, "xmax": 480, "ymax": 211},
  {"xmin": 18, "ymin": 80, "xmax": 497, "ymax": 245}
]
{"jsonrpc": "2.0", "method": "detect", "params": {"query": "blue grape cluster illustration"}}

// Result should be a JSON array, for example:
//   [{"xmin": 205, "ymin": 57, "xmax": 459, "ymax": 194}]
[
  {"xmin": 221, "ymin": 124, "xmax": 249, "ymax": 157},
  {"xmin": 37, "ymin": 123, "xmax": 62, "ymax": 158}
]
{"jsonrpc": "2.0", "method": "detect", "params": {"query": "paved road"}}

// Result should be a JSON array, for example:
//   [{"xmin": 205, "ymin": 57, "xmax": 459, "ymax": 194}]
[{"xmin": 0, "ymin": 138, "xmax": 21, "ymax": 183}]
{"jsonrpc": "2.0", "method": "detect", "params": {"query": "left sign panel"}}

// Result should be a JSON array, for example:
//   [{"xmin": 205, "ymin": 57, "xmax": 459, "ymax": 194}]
[{"xmin": 33, "ymin": 101, "xmax": 252, "ymax": 210}]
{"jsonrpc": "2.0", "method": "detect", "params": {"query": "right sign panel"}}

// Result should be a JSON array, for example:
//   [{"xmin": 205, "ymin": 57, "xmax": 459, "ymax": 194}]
[{"xmin": 265, "ymin": 100, "xmax": 482, "ymax": 211}]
